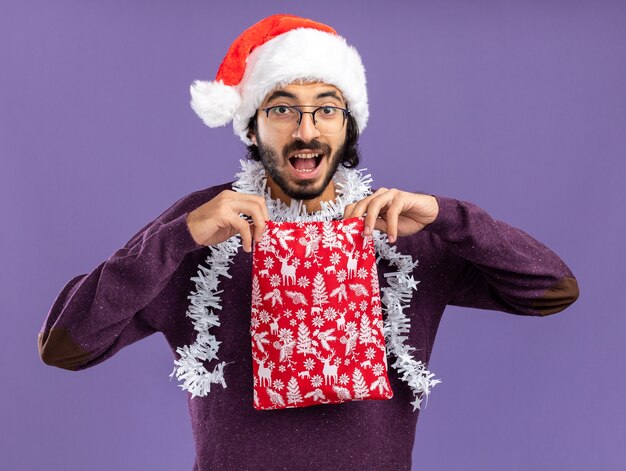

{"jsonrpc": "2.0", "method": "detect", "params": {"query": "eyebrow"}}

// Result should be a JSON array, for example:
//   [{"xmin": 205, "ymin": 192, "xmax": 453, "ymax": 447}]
[
  {"xmin": 315, "ymin": 90, "xmax": 344, "ymax": 102},
  {"xmin": 264, "ymin": 90, "xmax": 298, "ymax": 103},
  {"xmin": 264, "ymin": 89, "xmax": 345, "ymax": 105}
]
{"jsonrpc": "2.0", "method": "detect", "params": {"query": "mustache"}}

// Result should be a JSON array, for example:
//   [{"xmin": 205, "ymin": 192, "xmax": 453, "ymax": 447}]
[{"xmin": 282, "ymin": 139, "xmax": 330, "ymax": 158}]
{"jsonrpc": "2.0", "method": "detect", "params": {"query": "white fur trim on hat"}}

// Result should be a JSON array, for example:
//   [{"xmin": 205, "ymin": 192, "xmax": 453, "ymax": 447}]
[
  {"xmin": 232, "ymin": 28, "xmax": 368, "ymax": 145},
  {"xmin": 190, "ymin": 79, "xmax": 242, "ymax": 128}
]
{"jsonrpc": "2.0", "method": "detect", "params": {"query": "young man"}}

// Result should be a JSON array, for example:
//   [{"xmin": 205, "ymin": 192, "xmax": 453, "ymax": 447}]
[{"xmin": 39, "ymin": 14, "xmax": 579, "ymax": 470}]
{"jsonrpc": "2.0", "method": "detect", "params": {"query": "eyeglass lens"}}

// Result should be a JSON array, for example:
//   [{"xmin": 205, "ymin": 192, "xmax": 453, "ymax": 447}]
[{"xmin": 265, "ymin": 106, "xmax": 347, "ymax": 134}]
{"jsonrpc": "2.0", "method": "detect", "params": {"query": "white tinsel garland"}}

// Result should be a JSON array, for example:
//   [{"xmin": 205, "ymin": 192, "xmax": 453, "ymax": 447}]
[{"xmin": 171, "ymin": 160, "xmax": 440, "ymax": 409}]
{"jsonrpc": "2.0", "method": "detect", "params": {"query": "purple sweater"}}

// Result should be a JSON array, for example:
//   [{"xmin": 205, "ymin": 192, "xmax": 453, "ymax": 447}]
[{"xmin": 38, "ymin": 182, "xmax": 579, "ymax": 470}]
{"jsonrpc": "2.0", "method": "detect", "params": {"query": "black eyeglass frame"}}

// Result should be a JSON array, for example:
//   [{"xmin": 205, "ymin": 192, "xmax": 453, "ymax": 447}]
[{"xmin": 260, "ymin": 105, "xmax": 351, "ymax": 131}]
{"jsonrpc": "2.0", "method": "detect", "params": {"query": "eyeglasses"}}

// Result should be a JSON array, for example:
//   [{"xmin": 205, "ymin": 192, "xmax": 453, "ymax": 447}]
[{"xmin": 260, "ymin": 105, "xmax": 350, "ymax": 135}]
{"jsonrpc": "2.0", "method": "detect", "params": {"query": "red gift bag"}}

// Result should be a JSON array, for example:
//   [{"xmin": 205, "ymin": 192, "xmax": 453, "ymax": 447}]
[{"xmin": 250, "ymin": 217, "xmax": 393, "ymax": 410}]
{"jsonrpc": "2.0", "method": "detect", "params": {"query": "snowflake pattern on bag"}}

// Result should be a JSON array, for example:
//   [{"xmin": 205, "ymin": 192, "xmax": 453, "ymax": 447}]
[{"xmin": 251, "ymin": 217, "xmax": 393, "ymax": 410}]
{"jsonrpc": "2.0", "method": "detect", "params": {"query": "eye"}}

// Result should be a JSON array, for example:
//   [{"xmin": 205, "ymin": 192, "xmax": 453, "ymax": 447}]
[
  {"xmin": 270, "ymin": 106, "xmax": 293, "ymax": 116},
  {"xmin": 319, "ymin": 107, "xmax": 337, "ymax": 117}
]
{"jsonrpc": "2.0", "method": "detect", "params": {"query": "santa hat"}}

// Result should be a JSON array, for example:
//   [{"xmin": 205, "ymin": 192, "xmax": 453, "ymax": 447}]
[{"xmin": 189, "ymin": 14, "xmax": 368, "ymax": 145}]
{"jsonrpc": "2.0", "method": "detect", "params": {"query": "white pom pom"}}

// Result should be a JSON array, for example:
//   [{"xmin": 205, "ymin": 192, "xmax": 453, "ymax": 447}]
[{"xmin": 190, "ymin": 80, "xmax": 241, "ymax": 127}]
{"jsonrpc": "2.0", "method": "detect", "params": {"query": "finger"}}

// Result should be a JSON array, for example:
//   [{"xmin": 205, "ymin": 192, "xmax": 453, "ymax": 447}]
[
  {"xmin": 349, "ymin": 188, "xmax": 388, "ymax": 221},
  {"xmin": 228, "ymin": 198, "xmax": 267, "ymax": 241},
  {"xmin": 252, "ymin": 194, "xmax": 270, "ymax": 222},
  {"xmin": 253, "ymin": 195, "xmax": 270, "ymax": 240},
  {"xmin": 229, "ymin": 213, "xmax": 253, "ymax": 252},
  {"xmin": 384, "ymin": 200, "xmax": 403, "ymax": 243},
  {"xmin": 249, "ymin": 222, "xmax": 266, "ymax": 245},
  {"xmin": 227, "ymin": 193, "xmax": 269, "ymax": 222},
  {"xmin": 343, "ymin": 203, "xmax": 356, "ymax": 219},
  {"xmin": 248, "ymin": 210, "xmax": 266, "ymax": 242},
  {"xmin": 363, "ymin": 192, "xmax": 395, "ymax": 237},
  {"xmin": 373, "ymin": 217, "xmax": 388, "ymax": 234}
]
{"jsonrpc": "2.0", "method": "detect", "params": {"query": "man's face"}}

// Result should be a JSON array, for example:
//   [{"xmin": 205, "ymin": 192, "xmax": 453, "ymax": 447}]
[{"xmin": 250, "ymin": 82, "xmax": 348, "ymax": 201}]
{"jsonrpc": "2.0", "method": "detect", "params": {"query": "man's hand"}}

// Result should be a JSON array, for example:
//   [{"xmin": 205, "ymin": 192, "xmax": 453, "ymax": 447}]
[
  {"xmin": 186, "ymin": 191, "xmax": 269, "ymax": 252},
  {"xmin": 343, "ymin": 188, "xmax": 439, "ymax": 243}
]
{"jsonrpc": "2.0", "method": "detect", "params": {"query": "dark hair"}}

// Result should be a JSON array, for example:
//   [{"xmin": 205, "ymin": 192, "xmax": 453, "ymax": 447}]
[{"xmin": 245, "ymin": 112, "xmax": 361, "ymax": 168}]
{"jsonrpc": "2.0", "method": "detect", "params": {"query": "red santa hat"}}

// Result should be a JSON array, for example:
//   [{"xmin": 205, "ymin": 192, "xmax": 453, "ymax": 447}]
[{"xmin": 189, "ymin": 14, "xmax": 369, "ymax": 145}]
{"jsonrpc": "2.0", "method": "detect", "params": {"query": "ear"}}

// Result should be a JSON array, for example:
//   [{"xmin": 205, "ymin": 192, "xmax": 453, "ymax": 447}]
[{"xmin": 248, "ymin": 130, "xmax": 258, "ymax": 146}]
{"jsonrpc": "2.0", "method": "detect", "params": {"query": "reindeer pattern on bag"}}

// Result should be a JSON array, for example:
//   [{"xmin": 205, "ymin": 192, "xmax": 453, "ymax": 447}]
[{"xmin": 251, "ymin": 217, "xmax": 393, "ymax": 410}]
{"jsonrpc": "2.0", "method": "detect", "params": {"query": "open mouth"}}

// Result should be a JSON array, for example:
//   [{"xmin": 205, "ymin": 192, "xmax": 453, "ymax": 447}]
[{"xmin": 288, "ymin": 153, "xmax": 324, "ymax": 174}]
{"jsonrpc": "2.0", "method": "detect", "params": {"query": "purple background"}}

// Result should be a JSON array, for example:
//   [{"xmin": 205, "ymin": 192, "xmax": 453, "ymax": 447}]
[{"xmin": 2, "ymin": 1, "xmax": 624, "ymax": 469}]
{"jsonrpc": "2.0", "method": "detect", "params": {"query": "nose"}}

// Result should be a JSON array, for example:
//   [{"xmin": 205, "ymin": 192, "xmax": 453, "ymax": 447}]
[{"xmin": 292, "ymin": 112, "xmax": 321, "ymax": 141}]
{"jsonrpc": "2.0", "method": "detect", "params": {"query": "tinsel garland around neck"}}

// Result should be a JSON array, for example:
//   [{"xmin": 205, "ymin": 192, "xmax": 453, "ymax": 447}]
[{"xmin": 170, "ymin": 160, "xmax": 440, "ymax": 411}]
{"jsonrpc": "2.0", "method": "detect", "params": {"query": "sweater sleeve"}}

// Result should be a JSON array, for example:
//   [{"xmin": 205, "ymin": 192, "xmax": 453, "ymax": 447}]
[
  {"xmin": 423, "ymin": 195, "xmax": 579, "ymax": 316},
  {"xmin": 38, "ymin": 198, "xmax": 206, "ymax": 371}
]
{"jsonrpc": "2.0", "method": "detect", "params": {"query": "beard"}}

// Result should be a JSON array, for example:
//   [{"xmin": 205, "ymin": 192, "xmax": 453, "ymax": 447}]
[{"xmin": 256, "ymin": 135, "xmax": 344, "ymax": 201}]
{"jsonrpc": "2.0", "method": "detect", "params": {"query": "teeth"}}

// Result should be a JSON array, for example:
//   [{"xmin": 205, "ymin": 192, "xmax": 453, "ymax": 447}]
[{"xmin": 293, "ymin": 153, "xmax": 320, "ymax": 159}]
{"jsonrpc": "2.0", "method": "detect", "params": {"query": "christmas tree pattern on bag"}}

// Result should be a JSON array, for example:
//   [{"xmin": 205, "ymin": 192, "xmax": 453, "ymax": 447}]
[{"xmin": 251, "ymin": 217, "xmax": 393, "ymax": 410}]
